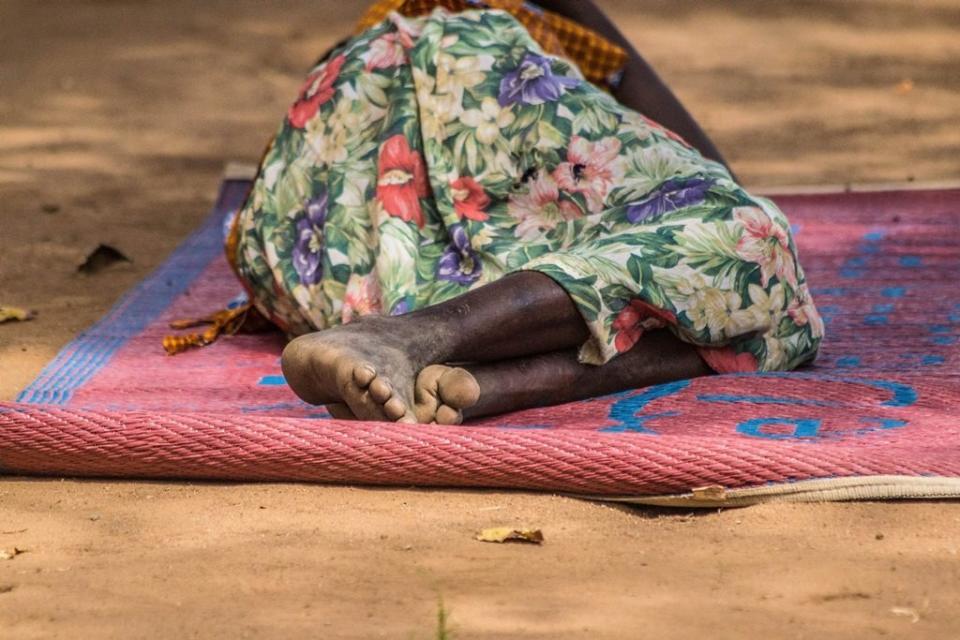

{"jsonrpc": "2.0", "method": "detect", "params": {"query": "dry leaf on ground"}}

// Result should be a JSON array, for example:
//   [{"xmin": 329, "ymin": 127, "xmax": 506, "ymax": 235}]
[
  {"xmin": 77, "ymin": 244, "xmax": 131, "ymax": 274},
  {"xmin": 475, "ymin": 527, "xmax": 544, "ymax": 544},
  {"xmin": 0, "ymin": 306, "xmax": 36, "ymax": 324},
  {"xmin": 0, "ymin": 548, "xmax": 27, "ymax": 560},
  {"xmin": 890, "ymin": 606, "xmax": 920, "ymax": 623}
]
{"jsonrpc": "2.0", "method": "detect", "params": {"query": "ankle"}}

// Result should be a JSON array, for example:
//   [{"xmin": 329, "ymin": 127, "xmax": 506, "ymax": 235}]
[{"xmin": 360, "ymin": 313, "xmax": 451, "ymax": 368}]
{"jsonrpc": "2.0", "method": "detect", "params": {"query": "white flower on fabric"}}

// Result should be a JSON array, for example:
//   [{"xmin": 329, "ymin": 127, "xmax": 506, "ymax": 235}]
[
  {"xmin": 435, "ymin": 52, "xmax": 493, "ymax": 100},
  {"xmin": 685, "ymin": 287, "xmax": 743, "ymax": 341},
  {"xmin": 671, "ymin": 269, "xmax": 708, "ymax": 299},
  {"xmin": 553, "ymin": 136, "xmax": 625, "ymax": 213},
  {"xmin": 413, "ymin": 68, "xmax": 463, "ymax": 142},
  {"xmin": 421, "ymin": 92, "xmax": 463, "ymax": 142},
  {"xmin": 764, "ymin": 333, "xmax": 788, "ymax": 371},
  {"xmin": 734, "ymin": 206, "xmax": 797, "ymax": 287},
  {"xmin": 728, "ymin": 283, "xmax": 787, "ymax": 335},
  {"xmin": 507, "ymin": 172, "xmax": 582, "ymax": 240},
  {"xmin": 306, "ymin": 97, "xmax": 368, "ymax": 165},
  {"xmin": 470, "ymin": 225, "xmax": 496, "ymax": 248},
  {"xmin": 460, "ymin": 97, "xmax": 515, "ymax": 145}
]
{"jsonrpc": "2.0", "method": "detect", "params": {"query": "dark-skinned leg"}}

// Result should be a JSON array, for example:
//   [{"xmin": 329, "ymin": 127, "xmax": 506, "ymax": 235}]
[
  {"xmin": 282, "ymin": 272, "xmax": 711, "ymax": 423},
  {"xmin": 458, "ymin": 330, "xmax": 710, "ymax": 421},
  {"xmin": 283, "ymin": 272, "xmax": 587, "ymax": 422},
  {"xmin": 534, "ymin": 0, "xmax": 734, "ymax": 177}
]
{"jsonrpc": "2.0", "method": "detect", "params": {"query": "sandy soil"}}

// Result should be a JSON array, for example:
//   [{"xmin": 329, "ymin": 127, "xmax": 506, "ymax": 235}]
[{"xmin": 1, "ymin": 1, "xmax": 959, "ymax": 637}]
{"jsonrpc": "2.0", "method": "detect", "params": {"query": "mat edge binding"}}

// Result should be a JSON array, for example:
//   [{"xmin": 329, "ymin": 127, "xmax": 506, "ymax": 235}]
[{"xmin": 584, "ymin": 475, "xmax": 960, "ymax": 507}]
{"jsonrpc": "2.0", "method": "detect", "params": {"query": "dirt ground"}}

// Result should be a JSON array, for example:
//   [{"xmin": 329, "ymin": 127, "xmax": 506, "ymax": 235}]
[{"xmin": 1, "ymin": 1, "xmax": 959, "ymax": 637}]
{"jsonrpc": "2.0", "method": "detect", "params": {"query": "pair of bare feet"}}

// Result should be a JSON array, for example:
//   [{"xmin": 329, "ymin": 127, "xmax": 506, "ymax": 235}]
[
  {"xmin": 281, "ymin": 316, "xmax": 482, "ymax": 424},
  {"xmin": 280, "ymin": 273, "xmax": 713, "ymax": 424}
]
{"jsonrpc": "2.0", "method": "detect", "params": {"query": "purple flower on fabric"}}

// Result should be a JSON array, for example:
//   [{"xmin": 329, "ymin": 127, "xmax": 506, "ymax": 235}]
[
  {"xmin": 292, "ymin": 191, "xmax": 328, "ymax": 285},
  {"xmin": 437, "ymin": 223, "xmax": 482, "ymax": 286},
  {"xmin": 625, "ymin": 176, "xmax": 715, "ymax": 223},
  {"xmin": 498, "ymin": 53, "xmax": 579, "ymax": 107},
  {"xmin": 390, "ymin": 298, "xmax": 411, "ymax": 316}
]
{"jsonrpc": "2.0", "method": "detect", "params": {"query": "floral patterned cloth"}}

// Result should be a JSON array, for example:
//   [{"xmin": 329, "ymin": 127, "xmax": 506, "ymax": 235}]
[
  {"xmin": 355, "ymin": 0, "xmax": 629, "ymax": 88},
  {"xmin": 229, "ymin": 8, "xmax": 824, "ymax": 373}
]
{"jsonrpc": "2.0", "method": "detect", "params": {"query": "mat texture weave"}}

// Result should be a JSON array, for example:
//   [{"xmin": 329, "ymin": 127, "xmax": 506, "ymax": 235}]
[{"xmin": 2, "ymin": 179, "xmax": 959, "ymax": 505}]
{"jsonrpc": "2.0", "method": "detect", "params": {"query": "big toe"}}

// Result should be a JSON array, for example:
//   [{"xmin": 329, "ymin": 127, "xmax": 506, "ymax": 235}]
[
  {"xmin": 352, "ymin": 362, "xmax": 377, "ymax": 388},
  {"xmin": 437, "ymin": 367, "xmax": 481, "ymax": 409}
]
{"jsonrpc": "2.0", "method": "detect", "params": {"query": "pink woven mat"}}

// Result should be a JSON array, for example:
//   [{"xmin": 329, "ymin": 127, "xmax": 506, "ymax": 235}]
[{"xmin": 2, "ymin": 182, "xmax": 959, "ymax": 497}]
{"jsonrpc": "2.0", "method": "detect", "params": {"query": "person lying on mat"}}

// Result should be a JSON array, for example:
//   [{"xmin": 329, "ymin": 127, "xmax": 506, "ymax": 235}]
[{"xmin": 225, "ymin": 0, "xmax": 824, "ymax": 424}]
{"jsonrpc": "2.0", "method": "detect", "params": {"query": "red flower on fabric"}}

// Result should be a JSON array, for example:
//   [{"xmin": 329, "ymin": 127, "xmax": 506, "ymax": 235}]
[
  {"xmin": 612, "ymin": 299, "xmax": 677, "ymax": 352},
  {"xmin": 287, "ymin": 55, "xmax": 345, "ymax": 129},
  {"xmin": 450, "ymin": 177, "xmax": 490, "ymax": 221},
  {"xmin": 696, "ymin": 346, "xmax": 758, "ymax": 373},
  {"xmin": 376, "ymin": 135, "xmax": 429, "ymax": 227}
]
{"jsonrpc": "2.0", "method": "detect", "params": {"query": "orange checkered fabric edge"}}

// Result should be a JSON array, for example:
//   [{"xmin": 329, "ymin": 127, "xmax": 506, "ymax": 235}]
[{"xmin": 355, "ymin": 0, "xmax": 628, "ymax": 87}]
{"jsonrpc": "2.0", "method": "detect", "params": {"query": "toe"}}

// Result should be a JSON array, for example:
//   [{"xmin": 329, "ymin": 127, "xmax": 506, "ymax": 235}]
[
  {"xmin": 383, "ymin": 396, "xmax": 408, "ymax": 421},
  {"xmin": 337, "ymin": 364, "xmax": 390, "ymax": 421},
  {"xmin": 438, "ymin": 367, "xmax": 481, "ymax": 409},
  {"xmin": 413, "ymin": 365, "xmax": 445, "ymax": 423},
  {"xmin": 368, "ymin": 377, "xmax": 393, "ymax": 403},
  {"xmin": 353, "ymin": 363, "xmax": 377, "ymax": 388},
  {"xmin": 414, "ymin": 365, "xmax": 444, "ymax": 403},
  {"xmin": 435, "ymin": 404, "xmax": 463, "ymax": 425}
]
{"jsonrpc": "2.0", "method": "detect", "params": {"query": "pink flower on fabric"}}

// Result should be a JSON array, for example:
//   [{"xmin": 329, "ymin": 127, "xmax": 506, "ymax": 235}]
[
  {"xmin": 362, "ymin": 33, "xmax": 407, "ymax": 71},
  {"xmin": 342, "ymin": 273, "xmax": 383, "ymax": 324},
  {"xmin": 376, "ymin": 135, "xmax": 430, "ymax": 228},
  {"xmin": 734, "ymin": 207, "xmax": 797, "ymax": 287},
  {"xmin": 553, "ymin": 136, "xmax": 625, "ymax": 213},
  {"xmin": 450, "ymin": 176, "xmax": 491, "ymax": 222},
  {"xmin": 507, "ymin": 172, "xmax": 582, "ymax": 240},
  {"xmin": 287, "ymin": 55, "xmax": 345, "ymax": 129},
  {"xmin": 388, "ymin": 12, "xmax": 421, "ymax": 49},
  {"xmin": 697, "ymin": 346, "xmax": 759, "ymax": 373},
  {"xmin": 611, "ymin": 299, "xmax": 677, "ymax": 353}
]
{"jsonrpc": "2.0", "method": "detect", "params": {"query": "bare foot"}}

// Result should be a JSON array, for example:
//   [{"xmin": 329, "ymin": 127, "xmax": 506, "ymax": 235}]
[
  {"xmin": 413, "ymin": 365, "xmax": 481, "ymax": 425},
  {"xmin": 281, "ymin": 317, "xmax": 425, "ymax": 423}
]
